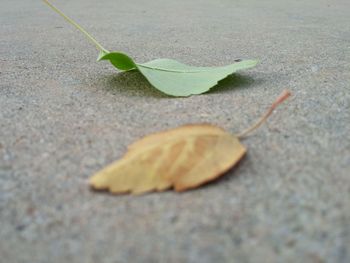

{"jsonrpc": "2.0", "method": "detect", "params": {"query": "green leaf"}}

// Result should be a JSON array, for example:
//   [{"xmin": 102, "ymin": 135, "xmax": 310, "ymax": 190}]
[
  {"xmin": 43, "ymin": 0, "xmax": 258, "ymax": 97},
  {"xmin": 97, "ymin": 51, "xmax": 137, "ymax": 71},
  {"xmin": 99, "ymin": 53, "xmax": 257, "ymax": 96},
  {"xmin": 137, "ymin": 58, "xmax": 257, "ymax": 96}
]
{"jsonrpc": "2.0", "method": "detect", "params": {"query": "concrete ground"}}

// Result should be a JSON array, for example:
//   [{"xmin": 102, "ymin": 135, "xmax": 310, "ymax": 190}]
[{"xmin": 1, "ymin": 0, "xmax": 349, "ymax": 262}]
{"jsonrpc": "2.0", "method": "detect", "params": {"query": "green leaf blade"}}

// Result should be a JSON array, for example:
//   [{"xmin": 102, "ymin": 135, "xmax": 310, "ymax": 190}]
[
  {"xmin": 136, "ymin": 59, "xmax": 258, "ymax": 97},
  {"xmin": 99, "ymin": 54, "xmax": 258, "ymax": 96},
  {"xmin": 98, "ymin": 51, "xmax": 137, "ymax": 71}
]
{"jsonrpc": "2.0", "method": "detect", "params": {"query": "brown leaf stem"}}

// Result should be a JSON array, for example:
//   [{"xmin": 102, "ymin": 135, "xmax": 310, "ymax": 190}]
[{"xmin": 236, "ymin": 90, "xmax": 291, "ymax": 139}]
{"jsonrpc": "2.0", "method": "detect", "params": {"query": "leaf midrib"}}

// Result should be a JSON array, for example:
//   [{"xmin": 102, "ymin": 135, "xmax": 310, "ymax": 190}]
[{"xmin": 136, "ymin": 64, "xmax": 219, "ymax": 73}]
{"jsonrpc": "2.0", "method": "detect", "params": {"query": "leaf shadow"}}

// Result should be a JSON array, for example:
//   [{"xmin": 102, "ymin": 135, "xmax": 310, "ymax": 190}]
[
  {"xmin": 209, "ymin": 73, "xmax": 264, "ymax": 94},
  {"xmin": 94, "ymin": 71, "xmax": 263, "ymax": 98},
  {"xmin": 96, "ymin": 71, "xmax": 170, "ymax": 99}
]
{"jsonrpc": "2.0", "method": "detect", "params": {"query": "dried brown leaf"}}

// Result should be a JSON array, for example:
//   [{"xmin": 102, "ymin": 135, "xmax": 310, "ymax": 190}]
[
  {"xmin": 89, "ymin": 125, "xmax": 246, "ymax": 194},
  {"xmin": 89, "ymin": 90, "xmax": 291, "ymax": 195}
]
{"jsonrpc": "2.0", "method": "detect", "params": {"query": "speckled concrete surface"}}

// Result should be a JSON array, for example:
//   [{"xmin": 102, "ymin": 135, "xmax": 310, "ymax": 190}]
[{"xmin": 1, "ymin": 0, "xmax": 349, "ymax": 262}]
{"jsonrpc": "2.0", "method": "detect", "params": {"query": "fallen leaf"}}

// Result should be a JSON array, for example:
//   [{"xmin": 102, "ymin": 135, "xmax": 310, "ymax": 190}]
[
  {"xmin": 89, "ymin": 125, "xmax": 246, "ymax": 194},
  {"xmin": 89, "ymin": 90, "xmax": 291, "ymax": 195},
  {"xmin": 98, "ymin": 53, "xmax": 257, "ymax": 97},
  {"xmin": 43, "ymin": 0, "xmax": 257, "ymax": 97}
]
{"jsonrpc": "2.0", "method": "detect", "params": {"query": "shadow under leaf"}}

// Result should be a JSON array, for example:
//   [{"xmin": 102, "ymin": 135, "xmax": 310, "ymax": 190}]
[
  {"xmin": 94, "ymin": 71, "xmax": 261, "ymax": 98},
  {"xmin": 98, "ymin": 71, "xmax": 169, "ymax": 98},
  {"xmin": 209, "ymin": 74, "xmax": 263, "ymax": 95}
]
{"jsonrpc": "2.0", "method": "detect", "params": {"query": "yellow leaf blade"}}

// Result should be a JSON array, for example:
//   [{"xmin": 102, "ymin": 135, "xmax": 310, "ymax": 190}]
[
  {"xmin": 89, "ymin": 125, "xmax": 246, "ymax": 194},
  {"xmin": 173, "ymin": 134, "xmax": 246, "ymax": 191}
]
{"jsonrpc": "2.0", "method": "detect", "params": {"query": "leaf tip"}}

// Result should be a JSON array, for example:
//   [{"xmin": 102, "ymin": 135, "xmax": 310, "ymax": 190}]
[{"xmin": 88, "ymin": 173, "xmax": 107, "ymax": 190}]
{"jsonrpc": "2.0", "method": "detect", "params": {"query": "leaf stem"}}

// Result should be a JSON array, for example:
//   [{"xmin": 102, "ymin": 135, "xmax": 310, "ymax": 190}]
[
  {"xmin": 42, "ymin": 0, "xmax": 109, "ymax": 53},
  {"xmin": 236, "ymin": 90, "xmax": 291, "ymax": 139}
]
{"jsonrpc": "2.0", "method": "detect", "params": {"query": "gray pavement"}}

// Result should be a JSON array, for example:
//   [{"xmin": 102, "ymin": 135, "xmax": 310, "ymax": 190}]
[{"xmin": 1, "ymin": 0, "xmax": 349, "ymax": 262}]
